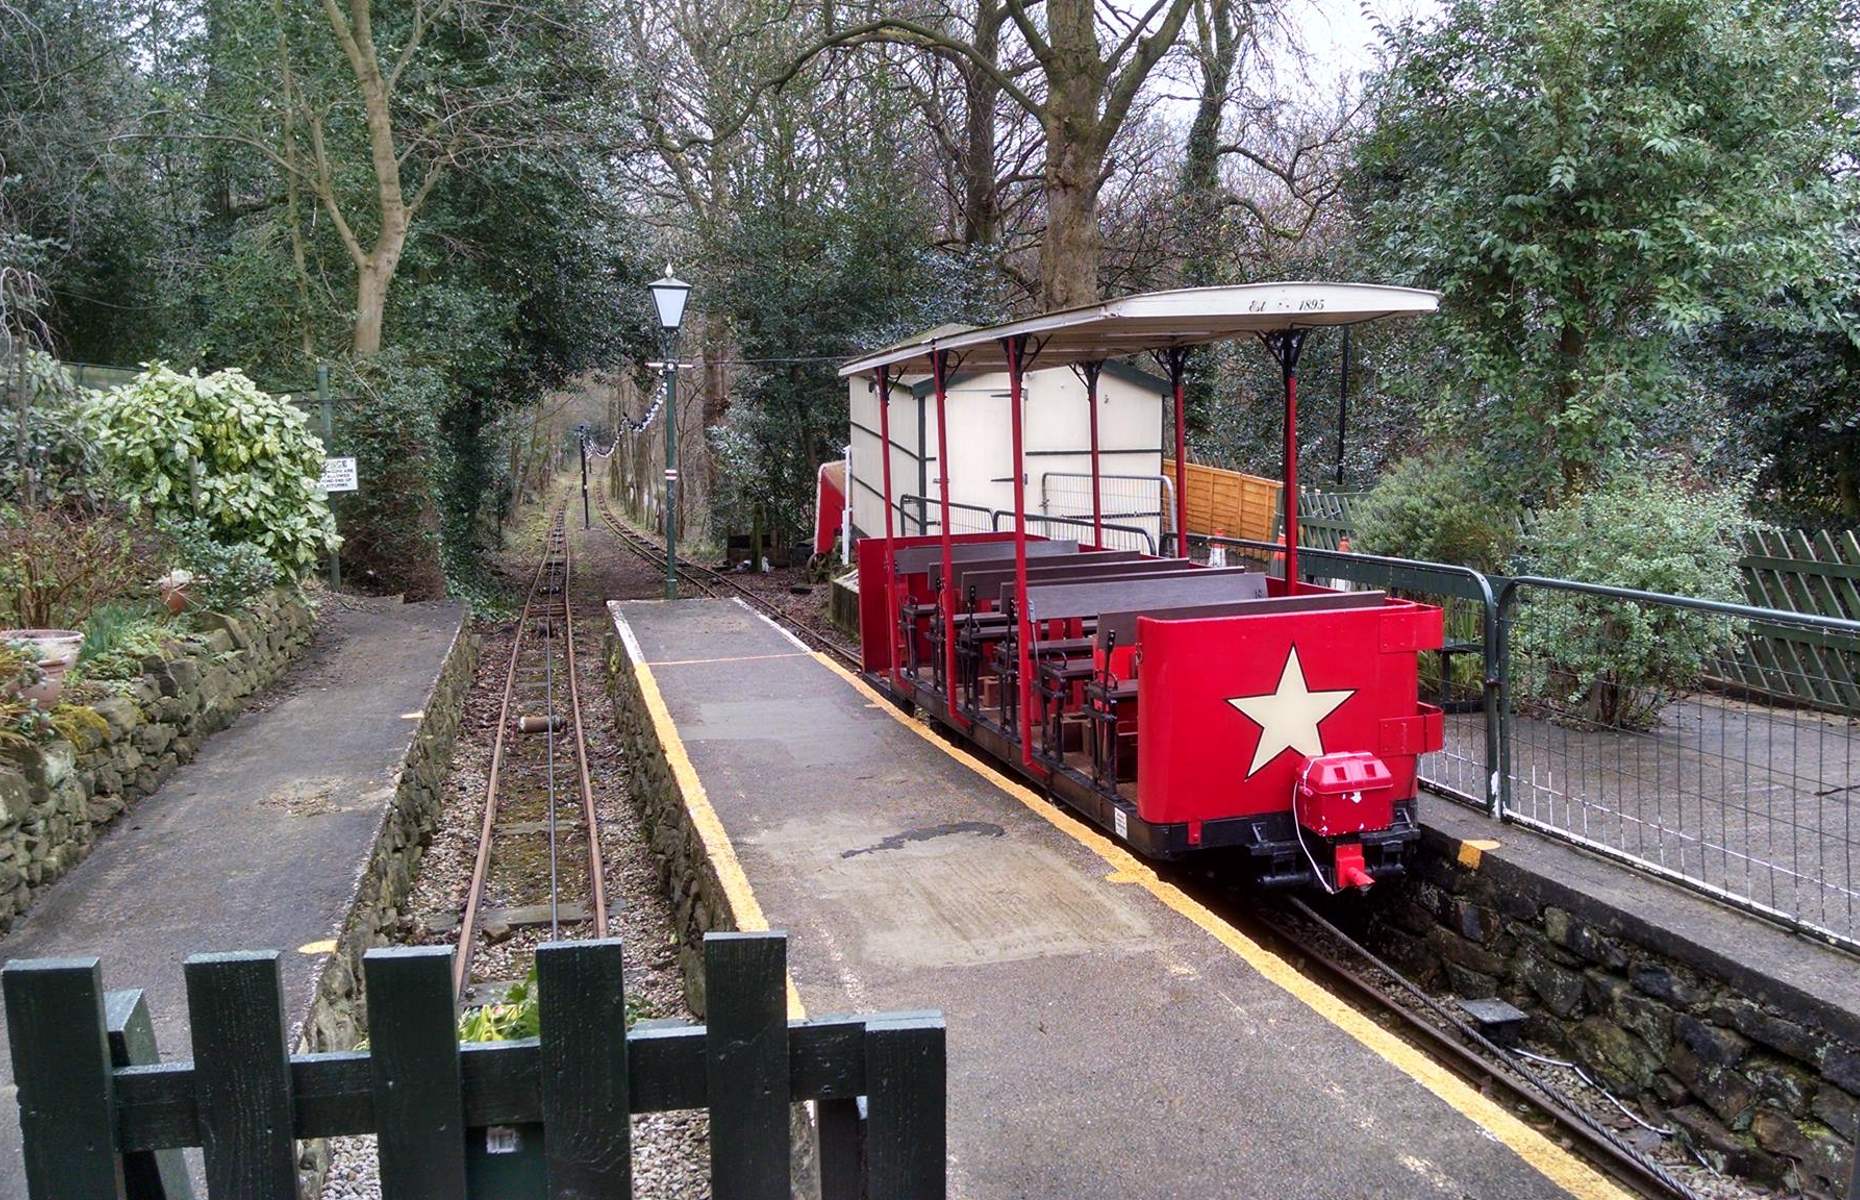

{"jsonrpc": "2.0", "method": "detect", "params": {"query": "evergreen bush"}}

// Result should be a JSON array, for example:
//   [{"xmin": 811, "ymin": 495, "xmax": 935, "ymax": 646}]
[
  {"xmin": 1512, "ymin": 465, "xmax": 1751, "ymax": 729},
  {"xmin": 88, "ymin": 365, "xmax": 339, "ymax": 576}
]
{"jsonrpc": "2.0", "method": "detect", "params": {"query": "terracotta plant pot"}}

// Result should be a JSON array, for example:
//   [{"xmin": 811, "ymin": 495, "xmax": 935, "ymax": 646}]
[
  {"xmin": 4, "ymin": 630, "xmax": 84, "ymax": 707},
  {"xmin": 157, "ymin": 570, "xmax": 195, "ymax": 615}
]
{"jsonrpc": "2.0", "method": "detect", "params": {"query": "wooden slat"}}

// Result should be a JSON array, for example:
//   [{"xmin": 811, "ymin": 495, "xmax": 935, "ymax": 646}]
[
  {"xmin": 817, "ymin": 1096, "xmax": 865, "ymax": 1200},
  {"xmin": 2, "ymin": 957, "xmax": 121, "ymax": 1199},
  {"xmin": 864, "ymin": 1016, "xmax": 946, "ymax": 1200},
  {"xmin": 183, "ymin": 951, "xmax": 297, "ymax": 1199},
  {"xmin": 105, "ymin": 990, "xmax": 193, "ymax": 1200},
  {"xmin": 537, "ymin": 939, "xmax": 631, "ymax": 1196},
  {"xmin": 113, "ymin": 1017, "xmax": 874, "ymax": 1151},
  {"xmin": 364, "ymin": 946, "xmax": 468, "ymax": 1199},
  {"xmin": 705, "ymin": 932, "xmax": 791, "ymax": 1200}
]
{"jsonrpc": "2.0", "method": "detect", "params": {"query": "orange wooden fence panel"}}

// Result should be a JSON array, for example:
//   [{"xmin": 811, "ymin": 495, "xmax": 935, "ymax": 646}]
[{"xmin": 1163, "ymin": 460, "xmax": 1281, "ymax": 543}]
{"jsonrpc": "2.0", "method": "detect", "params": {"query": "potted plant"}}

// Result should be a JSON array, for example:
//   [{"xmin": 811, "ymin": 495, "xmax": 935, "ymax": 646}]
[
  {"xmin": 2, "ymin": 632, "xmax": 83, "ymax": 706},
  {"xmin": 157, "ymin": 568, "xmax": 194, "ymax": 614}
]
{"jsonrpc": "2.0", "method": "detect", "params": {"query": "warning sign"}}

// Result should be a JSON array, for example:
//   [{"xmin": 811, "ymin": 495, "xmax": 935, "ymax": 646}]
[{"xmin": 319, "ymin": 456, "xmax": 359, "ymax": 493}]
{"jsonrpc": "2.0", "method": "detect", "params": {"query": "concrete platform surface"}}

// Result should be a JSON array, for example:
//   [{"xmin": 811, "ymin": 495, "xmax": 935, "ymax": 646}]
[
  {"xmin": 0, "ymin": 597, "xmax": 465, "ymax": 1199},
  {"xmin": 614, "ymin": 597, "xmax": 1632, "ymax": 1200}
]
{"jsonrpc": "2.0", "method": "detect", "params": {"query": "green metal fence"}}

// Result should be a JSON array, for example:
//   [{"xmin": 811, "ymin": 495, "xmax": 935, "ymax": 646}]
[{"xmin": 2, "ymin": 932, "xmax": 946, "ymax": 1199}]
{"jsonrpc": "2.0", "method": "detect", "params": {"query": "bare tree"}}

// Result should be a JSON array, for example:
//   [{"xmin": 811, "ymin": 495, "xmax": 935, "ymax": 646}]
[{"xmin": 785, "ymin": 0, "xmax": 1200, "ymax": 307}]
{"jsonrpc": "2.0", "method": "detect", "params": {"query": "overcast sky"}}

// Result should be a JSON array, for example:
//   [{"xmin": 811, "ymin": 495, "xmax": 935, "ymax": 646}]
[{"xmin": 1275, "ymin": 0, "xmax": 1439, "ymax": 89}]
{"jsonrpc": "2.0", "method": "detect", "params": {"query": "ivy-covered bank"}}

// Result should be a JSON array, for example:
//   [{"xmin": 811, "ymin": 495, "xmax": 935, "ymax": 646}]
[{"xmin": 0, "ymin": 588, "xmax": 316, "ymax": 934}]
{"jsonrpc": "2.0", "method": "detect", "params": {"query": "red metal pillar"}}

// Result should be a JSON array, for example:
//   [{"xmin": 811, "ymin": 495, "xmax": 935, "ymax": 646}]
[
  {"xmin": 1006, "ymin": 336, "xmax": 1037, "ymax": 772},
  {"xmin": 1083, "ymin": 360, "xmax": 1104, "ymax": 548},
  {"xmin": 932, "ymin": 350, "xmax": 966, "ymax": 726},
  {"xmin": 1260, "ymin": 331, "xmax": 1308, "ymax": 591},
  {"xmin": 876, "ymin": 365, "xmax": 901, "ymax": 689},
  {"xmin": 1169, "ymin": 349, "xmax": 1188, "ymax": 557}
]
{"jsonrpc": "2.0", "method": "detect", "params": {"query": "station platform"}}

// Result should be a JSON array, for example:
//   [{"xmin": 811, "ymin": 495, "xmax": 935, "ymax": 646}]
[
  {"xmin": 0, "ymin": 598, "xmax": 469, "ymax": 1200},
  {"xmin": 610, "ymin": 596, "xmax": 1634, "ymax": 1200}
]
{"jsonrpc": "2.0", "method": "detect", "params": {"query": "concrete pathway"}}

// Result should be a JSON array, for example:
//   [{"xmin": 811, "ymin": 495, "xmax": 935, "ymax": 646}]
[
  {"xmin": 614, "ymin": 598, "xmax": 1632, "ymax": 1200},
  {"xmin": 0, "ymin": 597, "xmax": 465, "ymax": 1199}
]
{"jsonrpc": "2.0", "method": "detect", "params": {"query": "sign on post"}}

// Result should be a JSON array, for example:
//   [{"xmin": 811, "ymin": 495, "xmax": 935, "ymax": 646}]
[{"xmin": 320, "ymin": 456, "xmax": 359, "ymax": 493}]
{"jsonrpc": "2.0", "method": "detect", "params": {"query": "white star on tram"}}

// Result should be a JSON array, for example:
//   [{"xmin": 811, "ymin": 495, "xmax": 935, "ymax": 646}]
[{"xmin": 1226, "ymin": 645, "xmax": 1356, "ymax": 778}]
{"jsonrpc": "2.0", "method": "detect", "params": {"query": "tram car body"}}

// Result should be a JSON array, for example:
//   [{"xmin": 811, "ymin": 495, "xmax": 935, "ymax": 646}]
[{"xmin": 841, "ymin": 283, "xmax": 1446, "ymax": 891}]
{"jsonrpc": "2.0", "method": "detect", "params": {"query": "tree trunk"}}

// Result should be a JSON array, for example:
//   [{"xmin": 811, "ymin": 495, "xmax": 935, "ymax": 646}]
[
  {"xmin": 1040, "ymin": 125, "xmax": 1106, "ymax": 308},
  {"xmin": 1039, "ymin": 0, "xmax": 1110, "ymax": 307},
  {"xmin": 959, "ymin": 3, "xmax": 1004, "ymax": 246},
  {"xmin": 353, "ymin": 262, "xmax": 390, "ymax": 357}
]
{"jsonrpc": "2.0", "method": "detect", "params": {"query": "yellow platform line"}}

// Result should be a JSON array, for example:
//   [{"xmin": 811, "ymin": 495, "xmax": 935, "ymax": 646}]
[
  {"xmin": 812, "ymin": 652, "xmax": 1629, "ymax": 1200},
  {"xmin": 622, "ymin": 633, "xmax": 807, "ymax": 1021}
]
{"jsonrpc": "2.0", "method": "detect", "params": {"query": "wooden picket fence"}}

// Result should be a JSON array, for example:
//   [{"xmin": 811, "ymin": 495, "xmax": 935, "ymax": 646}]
[
  {"xmin": 1712, "ymin": 526, "xmax": 1860, "ymax": 714},
  {"xmin": 1, "ymin": 932, "xmax": 946, "ymax": 1200}
]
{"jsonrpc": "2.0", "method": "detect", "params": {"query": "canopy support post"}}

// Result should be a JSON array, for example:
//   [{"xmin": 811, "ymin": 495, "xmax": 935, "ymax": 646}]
[
  {"xmin": 1166, "ymin": 348, "xmax": 1189, "ymax": 557},
  {"xmin": 1260, "ymin": 329, "xmax": 1310, "ymax": 591},
  {"xmin": 1074, "ymin": 360, "xmax": 1105, "ymax": 549},
  {"xmin": 931, "ymin": 349, "xmax": 966, "ymax": 728},
  {"xmin": 876, "ymin": 365, "xmax": 901, "ymax": 690},
  {"xmin": 1004, "ymin": 334, "xmax": 1039, "ymax": 774}
]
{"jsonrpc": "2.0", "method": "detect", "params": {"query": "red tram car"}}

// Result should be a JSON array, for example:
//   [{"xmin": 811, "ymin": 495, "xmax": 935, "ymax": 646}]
[{"xmin": 840, "ymin": 283, "xmax": 1445, "ymax": 891}]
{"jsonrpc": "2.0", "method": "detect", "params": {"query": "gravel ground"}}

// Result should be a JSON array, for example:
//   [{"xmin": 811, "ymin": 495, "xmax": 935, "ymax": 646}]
[{"xmin": 322, "ymin": 484, "xmax": 708, "ymax": 1199}]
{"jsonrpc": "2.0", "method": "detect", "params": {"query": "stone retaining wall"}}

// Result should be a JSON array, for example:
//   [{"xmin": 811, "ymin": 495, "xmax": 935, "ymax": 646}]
[
  {"xmin": 605, "ymin": 615, "xmax": 823, "ymax": 1199},
  {"xmin": 605, "ymin": 628, "xmax": 743, "ymax": 1015},
  {"xmin": 1372, "ymin": 832, "xmax": 1858, "ymax": 1197},
  {"xmin": 0, "ymin": 588, "xmax": 317, "ymax": 936},
  {"xmin": 291, "ymin": 613, "xmax": 478, "ymax": 1193}
]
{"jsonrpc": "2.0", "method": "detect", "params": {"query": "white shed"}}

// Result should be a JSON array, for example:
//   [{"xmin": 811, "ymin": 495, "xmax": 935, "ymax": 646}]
[{"xmin": 847, "ymin": 356, "xmax": 1169, "ymax": 551}]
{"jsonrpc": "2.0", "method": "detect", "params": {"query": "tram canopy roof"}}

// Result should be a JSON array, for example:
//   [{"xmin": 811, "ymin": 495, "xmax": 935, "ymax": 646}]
[{"xmin": 839, "ymin": 281, "xmax": 1440, "ymax": 379}]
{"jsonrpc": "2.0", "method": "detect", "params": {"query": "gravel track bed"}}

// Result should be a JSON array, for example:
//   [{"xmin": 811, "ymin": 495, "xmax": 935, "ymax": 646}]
[{"xmin": 322, "ymin": 487, "xmax": 708, "ymax": 1199}]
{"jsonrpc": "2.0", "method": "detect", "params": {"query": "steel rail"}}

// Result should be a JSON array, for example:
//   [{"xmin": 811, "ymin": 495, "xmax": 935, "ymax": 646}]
[
  {"xmin": 1251, "ymin": 895, "xmax": 1702, "ymax": 1200},
  {"xmin": 593, "ymin": 490, "xmax": 862, "ymax": 668},
  {"xmin": 454, "ymin": 505, "xmax": 607, "ymax": 998},
  {"xmin": 560, "ymin": 519, "xmax": 609, "ymax": 938}
]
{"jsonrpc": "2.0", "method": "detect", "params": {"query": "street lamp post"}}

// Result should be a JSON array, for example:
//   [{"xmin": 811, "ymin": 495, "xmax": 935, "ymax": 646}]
[{"xmin": 648, "ymin": 268, "xmax": 691, "ymax": 600}]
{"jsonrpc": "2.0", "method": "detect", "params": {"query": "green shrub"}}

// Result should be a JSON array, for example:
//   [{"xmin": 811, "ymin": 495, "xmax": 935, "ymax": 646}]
[
  {"xmin": 1512, "ymin": 466, "xmax": 1751, "ymax": 729},
  {"xmin": 74, "ymin": 601, "xmax": 172, "ymax": 683},
  {"xmin": 1352, "ymin": 453, "xmax": 1520, "ymax": 573},
  {"xmin": 159, "ymin": 517, "xmax": 279, "ymax": 613},
  {"xmin": 0, "ymin": 350, "xmax": 106, "ymax": 508},
  {"xmin": 88, "ymin": 364, "xmax": 339, "ymax": 576}
]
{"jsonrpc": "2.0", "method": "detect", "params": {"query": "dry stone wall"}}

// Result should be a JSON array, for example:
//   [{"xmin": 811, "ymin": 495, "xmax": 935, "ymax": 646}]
[
  {"xmin": 1372, "ymin": 834, "xmax": 1858, "ymax": 1197},
  {"xmin": 0, "ymin": 588, "xmax": 317, "ymax": 936}
]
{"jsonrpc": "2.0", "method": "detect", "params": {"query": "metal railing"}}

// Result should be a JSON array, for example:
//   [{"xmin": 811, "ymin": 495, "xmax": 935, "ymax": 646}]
[
  {"xmin": 1496, "ymin": 577, "xmax": 1860, "ymax": 950},
  {"xmin": 900, "ymin": 494, "xmax": 994, "ymax": 536},
  {"xmin": 1162, "ymin": 533, "xmax": 1860, "ymax": 951},
  {"xmin": 1039, "ymin": 472, "xmax": 1172, "ymax": 526},
  {"xmin": 998, "ymin": 510, "xmax": 1157, "ymax": 554}
]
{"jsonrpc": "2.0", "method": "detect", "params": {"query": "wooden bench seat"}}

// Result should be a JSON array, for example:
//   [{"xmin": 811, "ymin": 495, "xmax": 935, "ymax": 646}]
[{"xmin": 891, "ymin": 538, "xmax": 1076, "ymax": 576}]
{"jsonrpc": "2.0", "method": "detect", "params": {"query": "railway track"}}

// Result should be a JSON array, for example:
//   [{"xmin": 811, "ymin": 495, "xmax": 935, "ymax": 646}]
[
  {"xmin": 1242, "ymin": 894, "xmax": 1702, "ymax": 1200},
  {"xmin": 593, "ymin": 486, "xmax": 1695, "ymax": 1199},
  {"xmin": 593, "ymin": 490, "xmax": 861, "ymax": 667},
  {"xmin": 453, "ymin": 503, "xmax": 608, "ymax": 997}
]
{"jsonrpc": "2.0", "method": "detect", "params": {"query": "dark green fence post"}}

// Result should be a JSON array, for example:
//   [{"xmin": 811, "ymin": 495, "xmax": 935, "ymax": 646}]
[
  {"xmin": 1, "ymin": 957, "xmax": 120, "ymax": 1198},
  {"xmin": 105, "ymin": 990, "xmax": 194, "ymax": 1199},
  {"xmin": 364, "ymin": 945, "xmax": 468, "ymax": 1199},
  {"xmin": 705, "ymin": 931, "xmax": 791, "ymax": 1200},
  {"xmin": 317, "ymin": 362, "xmax": 341, "ymax": 589},
  {"xmin": 537, "ymin": 938, "xmax": 631, "ymax": 1197},
  {"xmin": 865, "ymin": 1015, "xmax": 947, "ymax": 1200},
  {"xmin": 184, "ymin": 952, "xmax": 298, "ymax": 1199}
]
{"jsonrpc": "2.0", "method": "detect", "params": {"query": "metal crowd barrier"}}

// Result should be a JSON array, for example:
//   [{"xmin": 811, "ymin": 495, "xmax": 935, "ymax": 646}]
[{"xmin": 1162, "ymin": 534, "xmax": 1860, "ymax": 952}]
